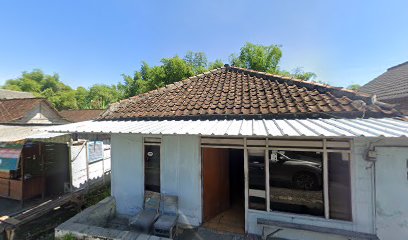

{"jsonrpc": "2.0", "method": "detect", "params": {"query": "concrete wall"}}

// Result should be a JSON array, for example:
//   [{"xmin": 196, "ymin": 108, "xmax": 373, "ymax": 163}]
[
  {"xmin": 55, "ymin": 197, "xmax": 117, "ymax": 239},
  {"xmin": 110, "ymin": 134, "xmax": 202, "ymax": 225},
  {"xmin": 375, "ymin": 146, "xmax": 408, "ymax": 239},
  {"xmin": 111, "ymin": 134, "xmax": 144, "ymax": 215},
  {"xmin": 161, "ymin": 135, "xmax": 202, "ymax": 226}
]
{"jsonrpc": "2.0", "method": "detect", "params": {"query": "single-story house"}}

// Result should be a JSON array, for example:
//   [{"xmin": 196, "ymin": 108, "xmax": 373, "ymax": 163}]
[
  {"xmin": 49, "ymin": 65, "xmax": 408, "ymax": 240},
  {"xmin": 0, "ymin": 98, "xmax": 70, "ymax": 125},
  {"xmin": 0, "ymin": 97, "xmax": 110, "ymax": 206},
  {"xmin": 360, "ymin": 61, "xmax": 408, "ymax": 114}
]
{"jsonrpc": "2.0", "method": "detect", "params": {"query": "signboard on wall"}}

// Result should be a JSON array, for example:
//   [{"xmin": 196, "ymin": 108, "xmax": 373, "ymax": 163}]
[
  {"xmin": 87, "ymin": 141, "xmax": 104, "ymax": 163},
  {"xmin": 0, "ymin": 143, "xmax": 24, "ymax": 171}
]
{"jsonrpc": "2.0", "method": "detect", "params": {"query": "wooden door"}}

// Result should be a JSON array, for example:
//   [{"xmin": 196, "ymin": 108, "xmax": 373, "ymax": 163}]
[{"xmin": 202, "ymin": 148, "xmax": 230, "ymax": 222}]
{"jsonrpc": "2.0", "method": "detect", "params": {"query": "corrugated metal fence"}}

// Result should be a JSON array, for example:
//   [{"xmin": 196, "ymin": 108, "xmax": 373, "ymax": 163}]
[{"xmin": 70, "ymin": 141, "xmax": 111, "ymax": 189}]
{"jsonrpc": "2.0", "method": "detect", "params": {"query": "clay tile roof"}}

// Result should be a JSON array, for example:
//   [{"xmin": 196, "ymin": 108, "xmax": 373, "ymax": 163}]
[
  {"xmin": 360, "ymin": 61, "xmax": 408, "ymax": 101},
  {"xmin": 99, "ymin": 66, "xmax": 400, "ymax": 120},
  {"xmin": 59, "ymin": 109, "xmax": 105, "ymax": 123},
  {"xmin": 0, "ymin": 89, "xmax": 35, "ymax": 99},
  {"xmin": 0, "ymin": 98, "xmax": 58, "ymax": 123}
]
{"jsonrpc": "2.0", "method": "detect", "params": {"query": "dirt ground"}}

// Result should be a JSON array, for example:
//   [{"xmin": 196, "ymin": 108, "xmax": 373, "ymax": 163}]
[
  {"xmin": 1, "ymin": 185, "xmax": 111, "ymax": 240},
  {"xmin": 0, "ymin": 197, "xmax": 51, "ymax": 217},
  {"xmin": 11, "ymin": 204, "xmax": 79, "ymax": 240}
]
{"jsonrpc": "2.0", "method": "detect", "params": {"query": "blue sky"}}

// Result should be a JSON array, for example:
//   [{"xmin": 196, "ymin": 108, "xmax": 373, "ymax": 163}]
[{"xmin": 0, "ymin": 0, "xmax": 407, "ymax": 89}]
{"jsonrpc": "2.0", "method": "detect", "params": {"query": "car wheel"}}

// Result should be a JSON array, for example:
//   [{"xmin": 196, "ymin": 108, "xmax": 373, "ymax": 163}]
[{"xmin": 293, "ymin": 172, "xmax": 317, "ymax": 190}]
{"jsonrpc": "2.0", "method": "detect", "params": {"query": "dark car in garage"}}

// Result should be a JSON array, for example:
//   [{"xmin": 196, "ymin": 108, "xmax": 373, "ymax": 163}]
[{"xmin": 249, "ymin": 150, "xmax": 323, "ymax": 190}]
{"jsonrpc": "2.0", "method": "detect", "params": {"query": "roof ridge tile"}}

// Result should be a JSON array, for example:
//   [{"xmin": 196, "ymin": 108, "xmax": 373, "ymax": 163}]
[{"xmin": 228, "ymin": 66, "xmax": 373, "ymax": 101}]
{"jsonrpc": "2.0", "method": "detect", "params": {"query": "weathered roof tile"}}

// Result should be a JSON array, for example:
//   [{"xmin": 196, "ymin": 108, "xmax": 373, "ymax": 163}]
[
  {"xmin": 59, "ymin": 109, "xmax": 104, "ymax": 122},
  {"xmin": 99, "ymin": 66, "xmax": 399, "ymax": 120},
  {"xmin": 360, "ymin": 61, "xmax": 408, "ymax": 101}
]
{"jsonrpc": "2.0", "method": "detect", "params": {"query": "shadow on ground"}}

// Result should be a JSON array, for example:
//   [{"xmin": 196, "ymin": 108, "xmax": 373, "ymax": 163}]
[{"xmin": 177, "ymin": 227, "xmax": 261, "ymax": 240}]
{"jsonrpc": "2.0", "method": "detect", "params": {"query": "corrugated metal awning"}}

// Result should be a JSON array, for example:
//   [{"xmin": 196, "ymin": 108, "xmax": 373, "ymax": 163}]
[
  {"xmin": 46, "ymin": 118, "xmax": 408, "ymax": 138},
  {"xmin": 0, "ymin": 125, "xmax": 70, "ymax": 142}
]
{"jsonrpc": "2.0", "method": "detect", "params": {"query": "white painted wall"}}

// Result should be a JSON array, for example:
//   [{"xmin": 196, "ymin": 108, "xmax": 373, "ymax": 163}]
[
  {"xmin": 110, "ymin": 134, "xmax": 202, "ymax": 225},
  {"xmin": 161, "ymin": 135, "xmax": 202, "ymax": 226},
  {"xmin": 375, "ymin": 146, "xmax": 408, "ymax": 239},
  {"xmin": 22, "ymin": 102, "xmax": 69, "ymax": 124},
  {"xmin": 111, "ymin": 134, "xmax": 144, "ymax": 215},
  {"xmin": 351, "ymin": 139, "xmax": 376, "ymax": 233},
  {"xmin": 109, "ymin": 134, "xmax": 408, "ymax": 239}
]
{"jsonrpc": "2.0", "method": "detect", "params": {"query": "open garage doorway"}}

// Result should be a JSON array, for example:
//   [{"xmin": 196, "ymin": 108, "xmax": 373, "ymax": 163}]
[{"xmin": 202, "ymin": 148, "xmax": 245, "ymax": 234}]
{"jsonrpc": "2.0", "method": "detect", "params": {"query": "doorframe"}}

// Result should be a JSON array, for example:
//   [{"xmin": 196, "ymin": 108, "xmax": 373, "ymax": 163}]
[
  {"xmin": 201, "ymin": 143, "xmax": 248, "ymax": 232},
  {"xmin": 142, "ymin": 137, "xmax": 162, "ymax": 193},
  {"xmin": 200, "ymin": 137, "xmax": 353, "ymax": 233}
]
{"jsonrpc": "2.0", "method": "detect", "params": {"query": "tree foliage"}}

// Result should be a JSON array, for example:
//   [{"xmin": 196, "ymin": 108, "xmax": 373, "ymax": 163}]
[
  {"xmin": 230, "ymin": 42, "xmax": 282, "ymax": 73},
  {"xmin": 184, "ymin": 51, "xmax": 208, "ymax": 74},
  {"xmin": 1, "ymin": 42, "xmax": 319, "ymax": 110},
  {"xmin": 120, "ymin": 53, "xmax": 203, "ymax": 98},
  {"xmin": 278, "ymin": 67, "xmax": 317, "ymax": 81},
  {"xmin": 230, "ymin": 42, "xmax": 316, "ymax": 81},
  {"xmin": 347, "ymin": 84, "xmax": 361, "ymax": 91},
  {"xmin": 87, "ymin": 84, "xmax": 121, "ymax": 109},
  {"xmin": 2, "ymin": 69, "xmax": 120, "ymax": 110}
]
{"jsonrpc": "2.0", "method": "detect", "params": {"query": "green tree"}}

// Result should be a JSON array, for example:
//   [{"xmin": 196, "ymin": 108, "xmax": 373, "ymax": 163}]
[
  {"xmin": 230, "ymin": 42, "xmax": 282, "ymax": 73},
  {"xmin": 347, "ymin": 84, "xmax": 361, "ymax": 91},
  {"xmin": 285, "ymin": 67, "xmax": 317, "ymax": 81},
  {"xmin": 161, "ymin": 56, "xmax": 194, "ymax": 85},
  {"xmin": 2, "ymin": 69, "xmax": 80, "ymax": 109},
  {"xmin": 75, "ymin": 87, "xmax": 90, "ymax": 109},
  {"xmin": 229, "ymin": 43, "xmax": 317, "ymax": 81},
  {"xmin": 87, "ymin": 84, "xmax": 121, "ymax": 109},
  {"xmin": 208, "ymin": 59, "xmax": 224, "ymax": 70},
  {"xmin": 184, "ymin": 51, "xmax": 208, "ymax": 74},
  {"xmin": 140, "ymin": 62, "xmax": 166, "ymax": 91},
  {"xmin": 3, "ymin": 69, "xmax": 66, "ymax": 93},
  {"xmin": 121, "ymin": 56, "xmax": 196, "ymax": 97},
  {"xmin": 51, "ymin": 90, "xmax": 78, "ymax": 110}
]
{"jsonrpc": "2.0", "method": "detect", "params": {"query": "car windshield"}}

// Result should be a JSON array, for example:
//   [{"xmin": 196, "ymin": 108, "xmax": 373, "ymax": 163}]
[{"xmin": 277, "ymin": 151, "xmax": 321, "ymax": 163}]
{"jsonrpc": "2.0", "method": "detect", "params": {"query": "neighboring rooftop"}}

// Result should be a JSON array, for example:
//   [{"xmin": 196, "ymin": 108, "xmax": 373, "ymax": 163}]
[
  {"xmin": 59, "ymin": 109, "xmax": 105, "ymax": 123},
  {"xmin": 0, "ymin": 98, "xmax": 68, "ymax": 124},
  {"xmin": 99, "ymin": 66, "xmax": 398, "ymax": 120},
  {"xmin": 0, "ymin": 89, "xmax": 35, "ymax": 99},
  {"xmin": 360, "ymin": 61, "xmax": 408, "ymax": 101}
]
